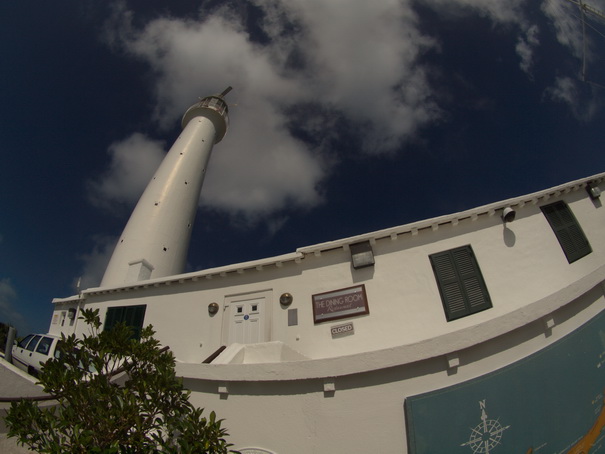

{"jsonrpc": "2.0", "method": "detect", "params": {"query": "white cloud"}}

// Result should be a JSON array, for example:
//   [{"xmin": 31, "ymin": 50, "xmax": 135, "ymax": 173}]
[
  {"xmin": 200, "ymin": 111, "xmax": 325, "ymax": 215},
  {"xmin": 420, "ymin": 0, "xmax": 605, "ymax": 119},
  {"xmin": 101, "ymin": 0, "xmax": 443, "ymax": 220},
  {"xmin": 540, "ymin": 0, "xmax": 605, "ymax": 120},
  {"xmin": 541, "ymin": 0, "xmax": 584, "ymax": 59},
  {"xmin": 97, "ymin": 0, "xmax": 602, "ymax": 223},
  {"xmin": 88, "ymin": 133, "xmax": 165, "ymax": 211},
  {"xmin": 591, "ymin": 0, "xmax": 605, "ymax": 11},
  {"xmin": 253, "ymin": 0, "xmax": 439, "ymax": 153},
  {"xmin": 105, "ymin": 8, "xmax": 325, "ymax": 220},
  {"xmin": 516, "ymin": 24, "xmax": 540, "ymax": 76},
  {"xmin": 424, "ymin": 0, "xmax": 527, "ymax": 24},
  {"xmin": 0, "ymin": 278, "xmax": 28, "ymax": 333},
  {"xmin": 548, "ymin": 76, "xmax": 578, "ymax": 105},
  {"xmin": 0, "ymin": 279, "xmax": 17, "ymax": 305},
  {"xmin": 543, "ymin": 0, "xmax": 605, "ymax": 81},
  {"xmin": 76, "ymin": 236, "xmax": 118, "ymax": 290},
  {"xmin": 545, "ymin": 75, "xmax": 601, "ymax": 120},
  {"xmin": 425, "ymin": 0, "xmax": 544, "ymax": 77}
]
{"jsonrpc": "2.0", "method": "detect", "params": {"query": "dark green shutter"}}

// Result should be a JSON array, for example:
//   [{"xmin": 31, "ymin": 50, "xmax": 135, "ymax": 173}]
[
  {"xmin": 124, "ymin": 305, "xmax": 146, "ymax": 340},
  {"xmin": 104, "ymin": 307, "xmax": 123, "ymax": 332},
  {"xmin": 430, "ymin": 245, "xmax": 492, "ymax": 321},
  {"xmin": 104, "ymin": 305, "xmax": 146, "ymax": 340},
  {"xmin": 541, "ymin": 201, "xmax": 592, "ymax": 263}
]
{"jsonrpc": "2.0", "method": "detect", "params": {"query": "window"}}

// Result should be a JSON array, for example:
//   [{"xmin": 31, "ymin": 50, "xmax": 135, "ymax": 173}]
[
  {"xmin": 430, "ymin": 245, "xmax": 492, "ymax": 321},
  {"xmin": 104, "ymin": 305, "xmax": 147, "ymax": 340},
  {"xmin": 17, "ymin": 334, "xmax": 34, "ymax": 349},
  {"xmin": 54, "ymin": 341, "xmax": 65, "ymax": 360},
  {"xmin": 541, "ymin": 201, "xmax": 592, "ymax": 263},
  {"xmin": 25, "ymin": 335, "xmax": 42, "ymax": 352},
  {"xmin": 35, "ymin": 337, "xmax": 54, "ymax": 355}
]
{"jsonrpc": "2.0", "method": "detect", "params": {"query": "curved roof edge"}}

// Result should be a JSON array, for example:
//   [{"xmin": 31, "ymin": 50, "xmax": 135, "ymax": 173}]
[
  {"xmin": 54, "ymin": 172, "xmax": 605, "ymax": 301},
  {"xmin": 55, "ymin": 252, "xmax": 304, "ymax": 300},
  {"xmin": 297, "ymin": 172, "xmax": 605, "ymax": 255}
]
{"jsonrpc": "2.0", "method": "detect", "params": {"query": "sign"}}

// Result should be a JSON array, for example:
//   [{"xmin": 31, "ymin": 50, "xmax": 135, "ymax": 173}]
[
  {"xmin": 312, "ymin": 284, "xmax": 369, "ymax": 324},
  {"xmin": 331, "ymin": 322, "xmax": 355, "ymax": 337}
]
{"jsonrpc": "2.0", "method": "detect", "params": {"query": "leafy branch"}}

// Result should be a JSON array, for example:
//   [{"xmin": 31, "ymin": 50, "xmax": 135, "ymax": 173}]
[{"xmin": 5, "ymin": 308, "xmax": 238, "ymax": 454}]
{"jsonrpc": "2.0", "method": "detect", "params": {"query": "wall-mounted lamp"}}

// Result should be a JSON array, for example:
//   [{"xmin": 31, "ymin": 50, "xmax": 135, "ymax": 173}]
[
  {"xmin": 501, "ymin": 207, "xmax": 516, "ymax": 223},
  {"xmin": 280, "ymin": 293, "xmax": 293, "ymax": 306},
  {"xmin": 208, "ymin": 302, "xmax": 219, "ymax": 315},
  {"xmin": 587, "ymin": 182, "xmax": 601, "ymax": 200},
  {"xmin": 350, "ymin": 241, "xmax": 375, "ymax": 269}
]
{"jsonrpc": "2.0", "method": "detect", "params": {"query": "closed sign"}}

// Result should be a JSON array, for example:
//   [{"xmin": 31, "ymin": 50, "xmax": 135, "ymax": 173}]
[{"xmin": 331, "ymin": 322, "xmax": 354, "ymax": 337}]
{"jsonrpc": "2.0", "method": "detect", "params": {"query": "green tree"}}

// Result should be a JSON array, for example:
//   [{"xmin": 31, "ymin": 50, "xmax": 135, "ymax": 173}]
[
  {"xmin": 5, "ymin": 309, "xmax": 237, "ymax": 453},
  {"xmin": 0, "ymin": 321, "xmax": 9, "ymax": 351}
]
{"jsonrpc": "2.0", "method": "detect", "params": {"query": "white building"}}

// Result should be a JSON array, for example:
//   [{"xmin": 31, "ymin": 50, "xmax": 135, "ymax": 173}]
[{"xmin": 50, "ymin": 93, "xmax": 605, "ymax": 453}]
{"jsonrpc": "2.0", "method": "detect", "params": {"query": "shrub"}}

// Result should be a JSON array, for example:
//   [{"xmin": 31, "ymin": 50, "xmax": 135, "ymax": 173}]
[{"xmin": 5, "ymin": 309, "xmax": 237, "ymax": 453}]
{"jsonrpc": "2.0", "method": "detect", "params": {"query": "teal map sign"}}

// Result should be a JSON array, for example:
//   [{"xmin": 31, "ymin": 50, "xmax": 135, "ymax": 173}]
[{"xmin": 406, "ymin": 310, "xmax": 605, "ymax": 454}]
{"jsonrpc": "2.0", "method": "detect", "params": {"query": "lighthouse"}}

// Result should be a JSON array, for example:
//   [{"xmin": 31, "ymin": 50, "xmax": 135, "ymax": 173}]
[{"xmin": 100, "ymin": 88, "xmax": 231, "ymax": 287}]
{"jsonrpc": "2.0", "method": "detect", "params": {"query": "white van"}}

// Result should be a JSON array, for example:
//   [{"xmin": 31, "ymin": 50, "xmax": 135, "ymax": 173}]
[{"xmin": 12, "ymin": 333, "xmax": 61, "ymax": 376}]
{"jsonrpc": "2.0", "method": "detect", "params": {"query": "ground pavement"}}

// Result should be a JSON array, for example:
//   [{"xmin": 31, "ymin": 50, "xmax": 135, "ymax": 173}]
[{"xmin": 0, "ymin": 357, "xmax": 53, "ymax": 453}]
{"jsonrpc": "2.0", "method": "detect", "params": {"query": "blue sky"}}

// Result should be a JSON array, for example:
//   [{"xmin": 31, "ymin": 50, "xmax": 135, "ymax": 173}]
[{"xmin": 1, "ymin": 0, "xmax": 604, "ymax": 335}]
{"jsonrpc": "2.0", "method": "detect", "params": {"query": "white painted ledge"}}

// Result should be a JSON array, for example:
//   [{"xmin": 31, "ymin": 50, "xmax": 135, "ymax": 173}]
[{"xmin": 177, "ymin": 263, "xmax": 605, "ymax": 382}]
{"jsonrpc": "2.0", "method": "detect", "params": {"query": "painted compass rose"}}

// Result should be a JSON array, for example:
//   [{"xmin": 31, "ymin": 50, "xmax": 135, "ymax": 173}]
[{"xmin": 460, "ymin": 400, "xmax": 511, "ymax": 454}]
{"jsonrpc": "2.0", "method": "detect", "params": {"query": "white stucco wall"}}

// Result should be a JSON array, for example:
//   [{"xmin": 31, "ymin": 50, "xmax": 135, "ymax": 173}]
[
  {"xmin": 51, "ymin": 176, "xmax": 605, "ymax": 364},
  {"xmin": 48, "ymin": 173, "xmax": 605, "ymax": 453},
  {"xmin": 182, "ymin": 286, "xmax": 605, "ymax": 453}
]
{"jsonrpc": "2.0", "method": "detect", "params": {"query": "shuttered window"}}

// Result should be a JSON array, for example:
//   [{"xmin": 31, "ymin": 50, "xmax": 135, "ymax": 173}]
[
  {"xmin": 541, "ymin": 201, "xmax": 592, "ymax": 263},
  {"xmin": 430, "ymin": 245, "xmax": 492, "ymax": 321},
  {"xmin": 104, "ymin": 305, "xmax": 147, "ymax": 340}
]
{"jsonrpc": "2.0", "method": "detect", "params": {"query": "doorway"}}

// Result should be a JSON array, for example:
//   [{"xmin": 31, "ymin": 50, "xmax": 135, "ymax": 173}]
[{"xmin": 224, "ymin": 291, "xmax": 271, "ymax": 345}]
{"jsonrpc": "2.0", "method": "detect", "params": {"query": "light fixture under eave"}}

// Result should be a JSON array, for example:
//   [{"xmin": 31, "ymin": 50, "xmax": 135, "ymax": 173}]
[
  {"xmin": 587, "ymin": 182, "xmax": 601, "ymax": 200},
  {"xmin": 350, "ymin": 241, "xmax": 375, "ymax": 269},
  {"xmin": 501, "ymin": 207, "xmax": 516, "ymax": 223}
]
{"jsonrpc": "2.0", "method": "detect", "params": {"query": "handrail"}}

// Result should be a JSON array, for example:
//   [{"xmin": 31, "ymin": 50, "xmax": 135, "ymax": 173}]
[{"xmin": 202, "ymin": 345, "xmax": 226, "ymax": 364}]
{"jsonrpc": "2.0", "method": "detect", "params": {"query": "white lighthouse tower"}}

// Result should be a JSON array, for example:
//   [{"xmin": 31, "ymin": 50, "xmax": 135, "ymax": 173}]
[{"xmin": 100, "ymin": 88, "xmax": 231, "ymax": 287}]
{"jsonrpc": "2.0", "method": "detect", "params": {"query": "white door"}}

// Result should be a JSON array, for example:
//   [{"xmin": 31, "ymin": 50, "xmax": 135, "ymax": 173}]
[{"xmin": 228, "ymin": 296, "xmax": 266, "ymax": 344}]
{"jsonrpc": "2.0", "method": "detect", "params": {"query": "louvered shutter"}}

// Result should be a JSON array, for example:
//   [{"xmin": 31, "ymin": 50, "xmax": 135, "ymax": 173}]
[
  {"xmin": 124, "ymin": 305, "xmax": 146, "ymax": 340},
  {"xmin": 103, "ymin": 305, "xmax": 146, "ymax": 340},
  {"xmin": 430, "ymin": 246, "xmax": 492, "ymax": 321},
  {"xmin": 541, "ymin": 201, "xmax": 592, "ymax": 263},
  {"xmin": 104, "ymin": 307, "xmax": 123, "ymax": 332}
]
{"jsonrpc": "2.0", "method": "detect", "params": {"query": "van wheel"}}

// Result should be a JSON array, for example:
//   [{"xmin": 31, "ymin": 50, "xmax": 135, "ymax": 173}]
[{"xmin": 27, "ymin": 366, "xmax": 38, "ymax": 377}]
